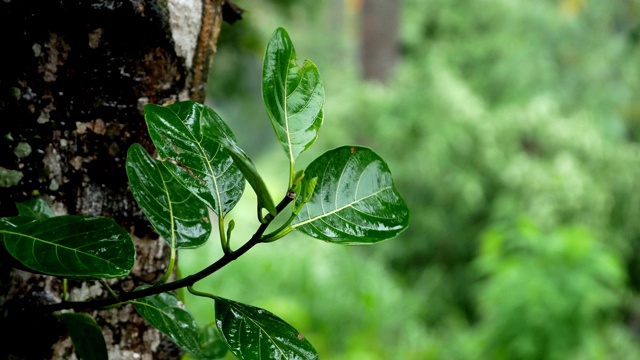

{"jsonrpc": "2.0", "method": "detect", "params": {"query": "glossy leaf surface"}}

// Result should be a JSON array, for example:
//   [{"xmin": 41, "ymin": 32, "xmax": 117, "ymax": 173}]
[
  {"xmin": 144, "ymin": 102, "xmax": 245, "ymax": 217},
  {"xmin": 1, "ymin": 216, "xmax": 134, "ymax": 279},
  {"xmin": 126, "ymin": 144, "xmax": 211, "ymax": 249},
  {"xmin": 0, "ymin": 216, "xmax": 35, "ymax": 233},
  {"xmin": 198, "ymin": 104, "xmax": 277, "ymax": 215},
  {"xmin": 292, "ymin": 146, "xmax": 409, "ymax": 244},
  {"xmin": 16, "ymin": 197, "xmax": 55, "ymax": 219},
  {"xmin": 215, "ymin": 296, "xmax": 318, "ymax": 360},
  {"xmin": 262, "ymin": 27, "xmax": 324, "ymax": 162},
  {"xmin": 133, "ymin": 288, "xmax": 202, "ymax": 357},
  {"xmin": 59, "ymin": 312, "xmax": 108, "ymax": 360}
]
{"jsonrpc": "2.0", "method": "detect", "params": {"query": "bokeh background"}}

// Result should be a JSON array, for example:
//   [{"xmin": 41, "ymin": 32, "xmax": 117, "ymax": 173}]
[{"xmin": 180, "ymin": 0, "xmax": 640, "ymax": 358}]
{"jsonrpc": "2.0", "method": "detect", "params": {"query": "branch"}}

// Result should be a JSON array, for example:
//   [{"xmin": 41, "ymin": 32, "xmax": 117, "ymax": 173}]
[{"xmin": 33, "ymin": 195, "xmax": 294, "ymax": 313}]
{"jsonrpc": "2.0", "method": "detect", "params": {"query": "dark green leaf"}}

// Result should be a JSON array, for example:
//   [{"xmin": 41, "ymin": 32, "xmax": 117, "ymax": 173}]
[
  {"xmin": 16, "ymin": 197, "xmax": 55, "ymax": 219},
  {"xmin": 59, "ymin": 312, "xmax": 108, "ymax": 360},
  {"xmin": 198, "ymin": 103, "xmax": 277, "ymax": 216},
  {"xmin": 200, "ymin": 323, "xmax": 228, "ymax": 359},
  {"xmin": 126, "ymin": 144, "xmax": 211, "ymax": 249},
  {"xmin": 133, "ymin": 288, "xmax": 202, "ymax": 357},
  {"xmin": 262, "ymin": 27, "xmax": 324, "ymax": 162},
  {"xmin": 215, "ymin": 296, "xmax": 318, "ymax": 360},
  {"xmin": 0, "ymin": 216, "xmax": 36, "ymax": 233},
  {"xmin": 1, "ymin": 216, "xmax": 135, "ymax": 279},
  {"xmin": 292, "ymin": 146, "xmax": 410, "ymax": 244},
  {"xmin": 144, "ymin": 102, "xmax": 245, "ymax": 217}
]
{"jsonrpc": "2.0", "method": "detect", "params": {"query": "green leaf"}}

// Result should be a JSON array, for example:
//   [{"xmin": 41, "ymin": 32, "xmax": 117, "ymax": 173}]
[
  {"xmin": 0, "ymin": 216, "xmax": 36, "ymax": 233},
  {"xmin": 16, "ymin": 197, "xmax": 56, "ymax": 219},
  {"xmin": 133, "ymin": 289, "xmax": 202, "ymax": 357},
  {"xmin": 144, "ymin": 102, "xmax": 245, "ymax": 217},
  {"xmin": 215, "ymin": 296, "xmax": 318, "ymax": 360},
  {"xmin": 126, "ymin": 144, "xmax": 211, "ymax": 249},
  {"xmin": 262, "ymin": 27, "xmax": 324, "ymax": 163},
  {"xmin": 200, "ymin": 323, "xmax": 228, "ymax": 359},
  {"xmin": 292, "ymin": 146, "xmax": 410, "ymax": 244},
  {"xmin": 1, "ymin": 216, "xmax": 135, "ymax": 279},
  {"xmin": 198, "ymin": 103, "xmax": 277, "ymax": 217},
  {"xmin": 58, "ymin": 312, "xmax": 108, "ymax": 360}
]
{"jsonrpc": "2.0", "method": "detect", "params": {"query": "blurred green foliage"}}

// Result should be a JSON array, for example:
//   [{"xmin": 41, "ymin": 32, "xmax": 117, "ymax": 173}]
[{"xmin": 180, "ymin": 0, "xmax": 640, "ymax": 358}]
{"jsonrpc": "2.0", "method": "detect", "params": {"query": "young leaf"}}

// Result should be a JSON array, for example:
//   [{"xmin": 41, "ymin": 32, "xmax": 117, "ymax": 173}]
[
  {"xmin": 144, "ymin": 102, "xmax": 245, "ymax": 217},
  {"xmin": 215, "ymin": 296, "xmax": 318, "ymax": 360},
  {"xmin": 198, "ymin": 103, "xmax": 277, "ymax": 216},
  {"xmin": 58, "ymin": 312, "xmax": 108, "ymax": 360},
  {"xmin": 126, "ymin": 144, "xmax": 211, "ymax": 249},
  {"xmin": 1, "ymin": 216, "xmax": 135, "ymax": 279},
  {"xmin": 133, "ymin": 289, "xmax": 202, "ymax": 357},
  {"xmin": 291, "ymin": 146, "xmax": 410, "ymax": 244},
  {"xmin": 262, "ymin": 27, "xmax": 324, "ymax": 171},
  {"xmin": 262, "ymin": 28, "xmax": 324, "ymax": 161},
  {"xmin": 16, "ymin": 197, "xmax": 56, "ymax": 219}
]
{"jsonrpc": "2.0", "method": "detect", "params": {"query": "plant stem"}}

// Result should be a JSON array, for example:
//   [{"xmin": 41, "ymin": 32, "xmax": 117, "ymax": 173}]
[{"xmin": 34, "ymin": 195, "xmax": 294, "ymax": 313}]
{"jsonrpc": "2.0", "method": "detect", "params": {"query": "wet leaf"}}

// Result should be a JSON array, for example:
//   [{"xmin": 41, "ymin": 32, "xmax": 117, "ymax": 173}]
[
  {"xmin": 133, "ymin": 288, "xmax": 202, "ymax": 357},
  {"xmin": 215, "ymin": 296, "xmax": 318, "ymax": 360},
  {"xmin": 126, "ymin": 144, "xmax": 211, "ymax": 249},
  {"xmin": 0, "ymin": 216, "xmax": 135, "ymax": 279},
  {"xmin": 144, "ymin": 102, "xmax": 245, "ymax": 217},
  {"xmin": 59, "ymin": 312, "xmax": 108, "ymax": 360},
  {"xmin": 292, "ymin": 146, "xmax": 410, "ymax": 244},
  {"xmin": 262, "ymin": 27, "xmax": 324, "ymax": 162},
  {"xmin": 198, "ymin": 103, "xmax": 277, "ymax": 216}
]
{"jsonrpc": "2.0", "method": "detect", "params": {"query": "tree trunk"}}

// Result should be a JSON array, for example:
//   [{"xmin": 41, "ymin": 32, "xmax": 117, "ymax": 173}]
[
  {"xmin": 360, "ymin": 0, "xmax": 399, "ymax": 83},
  {"xmin": 0, "ymin": 1, "xmax": 224, "ymax": 358}
]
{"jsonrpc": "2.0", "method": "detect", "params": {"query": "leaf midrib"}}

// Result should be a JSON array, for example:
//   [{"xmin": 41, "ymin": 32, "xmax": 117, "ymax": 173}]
[
  {"xmin": 167, "ymin": 106, "xmax": 226, "ymax": 216},
  {"xmin": 291, "ymin": 187, "xmax": 392, "ymax": 229},
  {"xmin": 1, "ymin": 229, "xmax": 123, "ymax": 268},
  {"xmin": 225, "ymin": 301, "xmax": 291, "ymax": 360}
]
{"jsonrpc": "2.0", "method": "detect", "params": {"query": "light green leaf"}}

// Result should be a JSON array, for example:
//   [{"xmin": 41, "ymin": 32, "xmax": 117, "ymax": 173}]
[
  {"xmin": 16, "ymin": 197, "xmax": 56, "ymax": 219},
  {"xmin": 126, "ymin": 144, "xmax": 211, "ymax": 249},
  {"xmin": 215, "ymin": 296, "xmax": 318, "ymax": 360},
  {"xmin": 262, "ymin": 27, "xmax": 324, "ymax": 164},
  {"xmin": 59, "ymin": 312, "xmax": 108, "ymax": 360},
  {"xmin": 133, "ymin": 288, "xmax": 202, "ymax": 357},
  {"xmin": 197, "ymin": 103, "xmax": 277, "ymax": 216},
  {"xmin": 292, "ymin": 146, "xmax": 410, "ymax": 244},
  {"xmin": 144, "ymin": 102, "xmax": 245, "ymax": 217},
  {"xmin": 1, "ymin": 216, "xmax": 135, "ymax": 279}
]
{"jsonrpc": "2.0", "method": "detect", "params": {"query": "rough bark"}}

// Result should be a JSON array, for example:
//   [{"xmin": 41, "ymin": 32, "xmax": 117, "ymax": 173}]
[
  {"xmin": 360, "ymin": 0, "xmax": 399, "ymax": 83},
  {"xmin": 0, "ymin": 1, "xmax": 224, "ymax": 358}
]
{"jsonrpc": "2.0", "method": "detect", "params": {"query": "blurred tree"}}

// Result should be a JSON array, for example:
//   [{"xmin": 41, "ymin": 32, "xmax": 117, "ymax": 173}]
[
  {"xmin": 360, "ymin": 0, "xmax": 399, "ymax": 82},
  {"xmin": 473, "ymin": 221, "xmax": 626, "ymax": 360},
  {"xmin": 0, "ymin": 1, "xmax": 225, "ymax": 358}
]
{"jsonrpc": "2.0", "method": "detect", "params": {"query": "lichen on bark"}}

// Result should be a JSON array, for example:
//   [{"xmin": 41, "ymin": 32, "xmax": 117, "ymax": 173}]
[{"xmin": 0, "ymin": 0, "xmax": 225, "ymax": 358}]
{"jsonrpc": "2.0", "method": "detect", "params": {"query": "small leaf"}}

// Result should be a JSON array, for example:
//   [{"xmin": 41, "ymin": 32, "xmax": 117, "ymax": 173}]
[
  {"xmin": 16, "ymin": 197, "xmax": 55, "ymax": 219},
  {"xmin": 215, "ymin": 296, "xmax": 318, "ymax": 360},
  {"xmin": 262, "ymin": 27, "xmax": 324, "ymax": 162},
  {"xmin": 198, "ymin": 104, "xmax": 277, "ymax": 216},
  {"xmin": 200, "ymin": 323, "xmax": 228, "ymax": 359},
  {"xmin": 144, "ymin": 102, "xmax": 245, "ymax": 217},
  {"xmin": 1, "ymin": 216, "xmax": 135, "ymax": 279},
  {"xmin": 133, "ymin": 289, "xmax": 202, "ymax": 357},
  {"xmin": 292, "ymin": 146, "xmax": 410, "ymax": 244},
  {"xmin": 58, "ymin": 312, "xmax": 108, "ymax": 360},
  {"xmin": 126, "ymin": 144, "xmax": 211, "ymax": 249}
]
